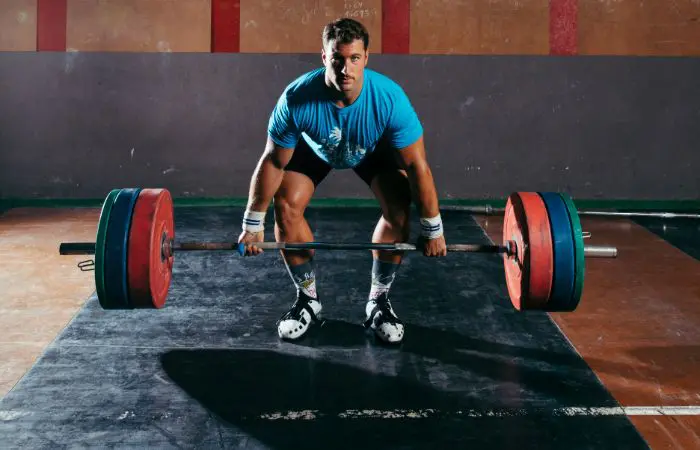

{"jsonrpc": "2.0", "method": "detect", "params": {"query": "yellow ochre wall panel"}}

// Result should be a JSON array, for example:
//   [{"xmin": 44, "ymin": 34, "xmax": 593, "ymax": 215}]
[
  {"xmin": 578, "ymin": 0, "xmax": 700, "ymax": 56},
  {"xmin": 410, "ymin": 0, "xmax": 550, "ymax": 55},
  {"xmin": 239, "ymin": 0, "xmax": 382, "ymax": 53},
  {"xmin": 0, "ymin": 0, "xmax": 37, "ymax": 51},
  {"xmin": 66, "ymin": 0, "xmax": 211, "ymax": 52}
]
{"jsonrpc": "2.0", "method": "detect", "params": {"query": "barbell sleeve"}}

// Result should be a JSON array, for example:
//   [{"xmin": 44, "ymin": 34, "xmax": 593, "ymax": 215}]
[
  {"xmin": 583, "ymin": 246, "xmax": 617, "ymax": 258},
  {"xmin": 59, "ymin": 243, "xmax": 96, "ymax": 255}
]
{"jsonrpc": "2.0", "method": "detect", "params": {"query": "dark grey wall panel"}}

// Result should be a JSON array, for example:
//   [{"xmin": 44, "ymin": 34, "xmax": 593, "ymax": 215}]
[{"xmin": 1, "ymin": 53, "xmax": 698, "ymax": 200}]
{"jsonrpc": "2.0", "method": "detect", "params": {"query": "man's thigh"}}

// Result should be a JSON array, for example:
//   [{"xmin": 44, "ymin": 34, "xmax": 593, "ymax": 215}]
[
  {"xmin": 353, "ymin": 138, "xmax": 404, "ymax": 188},
  {"xmin": 284, "ymin": 139, "xmax": 333, "ymax": 188},
  {"xmin": 354, "ymin": 142, "xmax": 412, "ymax": 217}
]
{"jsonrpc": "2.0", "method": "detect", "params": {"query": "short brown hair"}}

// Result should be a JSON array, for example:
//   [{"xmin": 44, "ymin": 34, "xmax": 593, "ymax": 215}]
[{"xmin": 322, "ymin": 18, "xmax": 369, "ymax": 50}]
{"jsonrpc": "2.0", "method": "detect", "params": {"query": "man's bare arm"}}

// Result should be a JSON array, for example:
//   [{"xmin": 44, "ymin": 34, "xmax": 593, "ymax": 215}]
[
  {"xmin": 394, "ymin": 134, "xmax": 446, "ymax": 256},
  {"xmin": 394, "ymin": 135, "xmax": 440, "ymax": 219},
  {"xmin": 246, "ymin": 137, "xmax": 294, "ymax": 212}
]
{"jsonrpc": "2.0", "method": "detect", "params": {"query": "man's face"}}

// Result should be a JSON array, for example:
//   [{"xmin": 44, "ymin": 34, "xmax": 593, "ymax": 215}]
[{"xmin": 322, "ymin": 38, "xmax": 368, "ymax": 94}]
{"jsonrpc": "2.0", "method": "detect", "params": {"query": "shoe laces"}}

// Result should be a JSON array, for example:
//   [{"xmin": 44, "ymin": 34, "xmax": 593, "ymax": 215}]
[
  {"xmin": 364, "ymin": 293, "xmax": 403, "ymax": 328},
  {"xmin": 277, "ymin": 292, "xmax": 319, "ymax": 325}
]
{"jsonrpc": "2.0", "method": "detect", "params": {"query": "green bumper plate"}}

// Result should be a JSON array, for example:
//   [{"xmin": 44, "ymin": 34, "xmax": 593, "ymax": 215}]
[
  {"xmin": 95, "ymin": 189, "xmax": 120, "ymax": 308},
  {"xmin": 559, "ymin": 192, "xmax": 585, "ymax": 310}
]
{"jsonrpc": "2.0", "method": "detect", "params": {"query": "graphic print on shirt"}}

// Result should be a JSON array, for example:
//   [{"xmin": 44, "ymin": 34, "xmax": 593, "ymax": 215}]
[{"xmin": 306, "ymin": 126, "xmax": 368, "ymax": 169}]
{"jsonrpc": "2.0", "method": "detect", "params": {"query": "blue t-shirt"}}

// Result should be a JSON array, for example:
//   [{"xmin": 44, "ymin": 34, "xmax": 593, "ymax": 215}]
[{"xmin": 267, "ymin": 67, "xmax": 423, "ymax": 169}]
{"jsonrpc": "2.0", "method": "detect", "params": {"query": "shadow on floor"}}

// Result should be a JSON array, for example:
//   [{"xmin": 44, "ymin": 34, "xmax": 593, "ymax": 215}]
[
  {"xmin": 161, "ymin": 324, "xmax": 649, "ymax": 449},
  {"xmin": 291, "ymin": 319, "xmax": 700, "ymax": 401},
  {"xmin": 633, "ymin": 217, "xmax": 700, "ymax": 261}
]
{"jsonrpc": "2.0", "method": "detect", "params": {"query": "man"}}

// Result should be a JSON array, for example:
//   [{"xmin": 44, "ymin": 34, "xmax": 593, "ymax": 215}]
[{"xmin": 238, "ymin": 18, "xmax": 446, "ymax": 344}]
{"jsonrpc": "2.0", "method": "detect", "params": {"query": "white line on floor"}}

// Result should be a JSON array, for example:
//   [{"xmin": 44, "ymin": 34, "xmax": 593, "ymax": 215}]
[
  {"xmin": 256, "ymin": 406, "xmax": 700, "ymax": 420},
  {"xmin": 4, "ymin": 406, "xmax": 698, "ymax": 423}
]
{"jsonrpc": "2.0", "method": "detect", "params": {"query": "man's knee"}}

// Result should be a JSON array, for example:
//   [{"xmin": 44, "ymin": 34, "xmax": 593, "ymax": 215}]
[
  {"xmin": 273, "ymin": 172, "xmax": 314, "ymax": 229},
  {"xmin": 379, "ymin": 188, "xmax": 411, "ymax": 230},
  {"xmin": 372, "ymin": 171, "xmax": 411, "ymax": 228},
  {"xmin": 274, "ymin": 192, "xmax": 305, "ymax": 228},
  {"xmin": 382, "ymin": 201, "xmax": 410, "ymax": 230}
]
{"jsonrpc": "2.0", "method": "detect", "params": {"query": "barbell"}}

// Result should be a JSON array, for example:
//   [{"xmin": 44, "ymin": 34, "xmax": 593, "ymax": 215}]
[{"xmin": 58, "ymin": 188, "xmax": 617, "ymax": 312}]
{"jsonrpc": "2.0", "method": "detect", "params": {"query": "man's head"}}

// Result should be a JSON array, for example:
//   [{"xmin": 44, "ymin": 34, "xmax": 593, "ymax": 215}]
[{"xmin": 321, "ymin": 18, "xmax": 369, "ymax": 97}]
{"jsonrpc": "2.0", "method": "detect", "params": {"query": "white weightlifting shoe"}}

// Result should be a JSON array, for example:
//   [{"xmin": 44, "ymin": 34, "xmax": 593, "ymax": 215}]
[
  {"xmin": 277, "ymin": 293, "xmax": 322, "ymax": 340},
  {"xmin": 364, "ymin": 293, "xmax": 404, "ymax": 344}
]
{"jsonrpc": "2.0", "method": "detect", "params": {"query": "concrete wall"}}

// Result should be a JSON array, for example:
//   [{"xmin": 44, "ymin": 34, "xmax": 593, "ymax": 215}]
[
  {"xmin": 1, "ymin": 52, "xmax": 699, "ymax": 200},
  {"xmin": 2, "ymin": 1, "xmax": 699, "ymax": 200}
]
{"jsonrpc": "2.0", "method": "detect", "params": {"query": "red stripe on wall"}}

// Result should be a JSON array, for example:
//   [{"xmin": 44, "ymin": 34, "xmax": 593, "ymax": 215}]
[
  {"xmin": 550, "ymin": 0, "xmax": 577, "ymax": 55},
  {"xmin": 382, "ymin": 0, "xmax": 410, "ymax": 54},
  {"xmin": 37, "ymin": 0, "xmax": 67, "ymax": 51},
  {"xmin": 212, "ymin": 0, "xmax": 240, "ymax": 52}
]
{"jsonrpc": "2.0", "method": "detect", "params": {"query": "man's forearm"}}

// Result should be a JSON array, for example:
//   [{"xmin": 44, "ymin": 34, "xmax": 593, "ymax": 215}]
[
  {"xmin": 247, "ymin": 153, "xmax": 286, "ymax": 212},
  {"xmin": 406, "ymin": 162, "xmax": 440, "ymax": 219}
]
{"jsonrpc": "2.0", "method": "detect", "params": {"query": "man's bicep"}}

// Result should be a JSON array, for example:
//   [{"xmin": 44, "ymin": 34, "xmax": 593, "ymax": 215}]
[
  {"xmin": 393, "ymin": 134, "xmax": 427, "ymax": 170},
  {"xmin": 264, "ymin": 136, "xmax": 295, "ymax": 169}
]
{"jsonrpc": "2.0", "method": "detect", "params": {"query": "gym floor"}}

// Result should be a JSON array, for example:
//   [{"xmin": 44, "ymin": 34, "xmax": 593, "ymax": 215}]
[{"xmin": 1, "ymin": 205, "xmax": 699, "ymax": 448}]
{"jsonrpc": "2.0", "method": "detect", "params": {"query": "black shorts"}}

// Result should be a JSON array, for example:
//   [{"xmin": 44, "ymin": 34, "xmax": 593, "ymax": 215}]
[{"xmin": 284, "ymin": 137, "xmax": 401, "ymax": 187}]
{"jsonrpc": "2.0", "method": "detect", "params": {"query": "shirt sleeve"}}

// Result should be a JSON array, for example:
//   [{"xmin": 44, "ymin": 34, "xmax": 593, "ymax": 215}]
[
  {"xmin": 267, "ymin": 91, "xmax": 300, "ymax": 148},
  {"xmin": 385, "ymin": 88, "xmax": 423, "ymax": 149}
]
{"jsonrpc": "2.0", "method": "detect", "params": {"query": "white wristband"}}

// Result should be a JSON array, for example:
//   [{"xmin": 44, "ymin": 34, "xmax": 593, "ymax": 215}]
[
  {"xmin": 242, "ymin": 210, "xmax": 266, "ymax": 233},
  {"xmin": 420, "ymin": 214, "xmax": 443, "ymax": 239}
]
